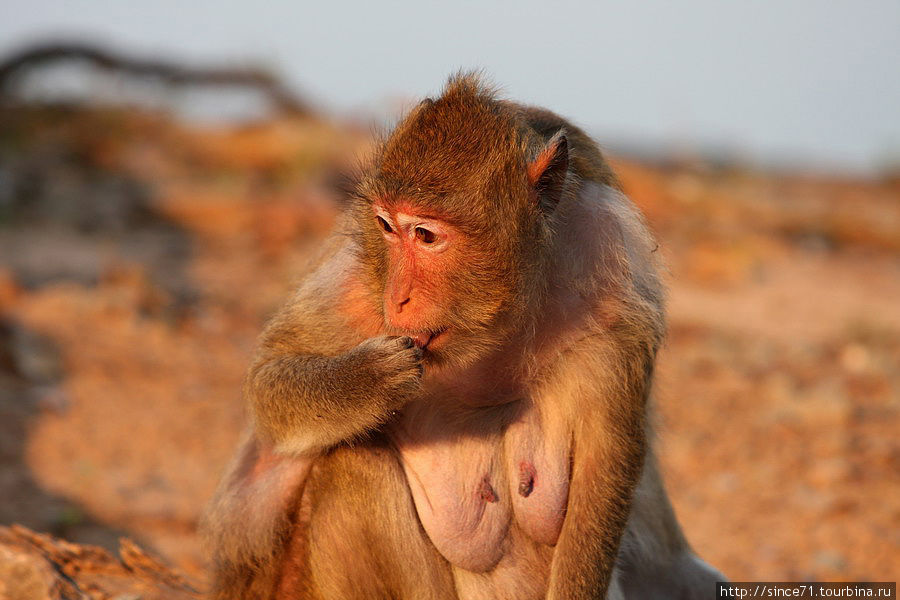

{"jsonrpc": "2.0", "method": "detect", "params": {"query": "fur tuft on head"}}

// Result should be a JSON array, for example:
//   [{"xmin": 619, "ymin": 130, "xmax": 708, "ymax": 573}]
[{"xmin": 364, "ymin": 71, "xmax": 527, "ymax": 229}]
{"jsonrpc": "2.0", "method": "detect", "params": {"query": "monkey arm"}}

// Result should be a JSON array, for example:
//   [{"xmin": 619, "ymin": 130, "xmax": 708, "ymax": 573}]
[
  {"xmin": 544, "ymin": 298, "xmax": 662, "ymax": 600},
  {"xmin": 241, "ymin": 233, "xmax": 423, "ymax": 456},
  {"xmin": 202, "ymin": 430, "xmax": 313, "ymax": 600},
  {"xmin": 246, "ymin": 337, "xmax": 420, "ymax": 456}
]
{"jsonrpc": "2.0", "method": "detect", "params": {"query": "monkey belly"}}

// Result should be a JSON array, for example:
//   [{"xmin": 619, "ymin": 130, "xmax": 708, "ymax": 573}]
[{"xmin": 392, "ymin": 400, "xmax": 570, "ymax": 574}]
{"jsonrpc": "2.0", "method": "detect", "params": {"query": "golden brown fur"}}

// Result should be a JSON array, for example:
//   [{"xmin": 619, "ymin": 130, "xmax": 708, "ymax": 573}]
[{"xmin": 202, "ymin": 73, "xmax": 724, "ymax": 599}]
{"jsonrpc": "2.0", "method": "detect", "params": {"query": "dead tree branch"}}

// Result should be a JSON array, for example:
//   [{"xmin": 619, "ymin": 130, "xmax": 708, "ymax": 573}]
[{"xmin": 0, "ymin": 41, "xmax": 311, "ymax": 116}]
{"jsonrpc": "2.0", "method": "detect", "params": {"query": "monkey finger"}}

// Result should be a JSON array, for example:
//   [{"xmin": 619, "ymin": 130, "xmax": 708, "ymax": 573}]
[{"xmin": 396, "ymin": 336, "xmax": 416, "ymax": 350}]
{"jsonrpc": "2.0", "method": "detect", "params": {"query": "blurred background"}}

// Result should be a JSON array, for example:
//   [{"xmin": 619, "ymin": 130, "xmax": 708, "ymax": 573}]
[{"xmin": 0, "ymin": 0, "xmax": 897, "ymax": 592}]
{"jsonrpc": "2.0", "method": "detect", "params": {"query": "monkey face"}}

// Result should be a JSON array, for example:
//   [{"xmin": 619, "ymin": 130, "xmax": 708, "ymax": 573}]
[
  {"xmin": 365, "ymin": 199, "xmax": 521, "ymax": 368},
  {"xmin": 346, "ymin": 81, "xmax": 571, "ymax": 369},
  {"xmin": 372, "ymin": 204, "xmax": 453, "ymax": 331}
]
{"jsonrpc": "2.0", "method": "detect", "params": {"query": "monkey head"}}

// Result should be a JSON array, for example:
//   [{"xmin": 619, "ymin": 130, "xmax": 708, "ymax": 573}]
[{"xmin": 350, "ymin": 76, "xmax": 570, "ymax": 368}]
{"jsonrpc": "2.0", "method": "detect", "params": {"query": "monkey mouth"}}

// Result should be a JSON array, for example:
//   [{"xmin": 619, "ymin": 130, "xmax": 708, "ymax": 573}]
[{"xmin": 410, "ymin": 328, "xmax": 447, "ymax": 350}]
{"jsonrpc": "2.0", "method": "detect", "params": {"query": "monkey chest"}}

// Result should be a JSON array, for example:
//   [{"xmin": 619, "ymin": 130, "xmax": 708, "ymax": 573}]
[{"xmin": 389, "ymin": 400, "xmax": 571, "ymax": 573}]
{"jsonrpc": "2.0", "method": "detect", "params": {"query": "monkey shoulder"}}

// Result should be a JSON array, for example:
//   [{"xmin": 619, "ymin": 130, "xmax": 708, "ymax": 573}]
[{"xmin": 550, "ymin": 181, "xmax": 663, "ymax": 313}]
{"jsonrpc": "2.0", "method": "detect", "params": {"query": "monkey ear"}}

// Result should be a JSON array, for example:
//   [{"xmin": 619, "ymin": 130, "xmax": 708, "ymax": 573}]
[{"xmin": 527, "ymin": 131, "xmax": 569, "ymax": 213}]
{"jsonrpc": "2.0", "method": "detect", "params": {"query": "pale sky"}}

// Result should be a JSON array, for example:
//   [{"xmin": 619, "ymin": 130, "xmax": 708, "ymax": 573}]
[{"xmin": 2, "ymin": 0, "xmax": 899, "ymax": 174}]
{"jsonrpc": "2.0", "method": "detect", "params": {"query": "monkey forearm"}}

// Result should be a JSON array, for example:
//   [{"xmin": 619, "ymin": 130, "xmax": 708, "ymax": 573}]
[
  {"xmin": 548, "ymin": 422, "xmax": 646, "ymax": 599},
  {"xmin": 547, "ymin": 327, "xmax": 656, "ymax": 599},
  {"xmin": 246, "ymin": 349, "xmax": 411, "ymax": 455}
]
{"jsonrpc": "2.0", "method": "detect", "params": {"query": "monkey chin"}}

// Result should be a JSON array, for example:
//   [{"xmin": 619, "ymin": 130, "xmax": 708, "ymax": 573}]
[
  {"xmin": 416, "ymin": 328, "xmax": 489, "ymax": 372},
  {"xmin": 425, "ymin": 333, "xmax": 503, "ymax": 375}
]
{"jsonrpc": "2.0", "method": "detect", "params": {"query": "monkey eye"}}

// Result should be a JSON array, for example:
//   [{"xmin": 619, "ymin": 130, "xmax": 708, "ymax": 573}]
[
  {"xmin": 376, "ymin": 215, "xmax": 394, "ymax": 234},
  {"xmin": 415, "ymin": 227, "xmax": 436, "ymax": 244}
]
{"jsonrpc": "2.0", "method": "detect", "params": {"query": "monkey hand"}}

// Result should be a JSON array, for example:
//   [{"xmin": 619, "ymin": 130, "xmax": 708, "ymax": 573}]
[{"xmin": 348, "ymin": 336, "xmax": 424, "ymax": 408}]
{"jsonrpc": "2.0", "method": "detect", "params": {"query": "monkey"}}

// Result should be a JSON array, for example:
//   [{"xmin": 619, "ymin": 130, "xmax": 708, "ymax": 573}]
[{"xmin": 202, "ymin": 73, "xmax": 725, "ymax": 600}]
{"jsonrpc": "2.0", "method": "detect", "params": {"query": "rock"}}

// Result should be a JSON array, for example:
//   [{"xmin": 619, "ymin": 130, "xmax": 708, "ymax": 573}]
[{"xmin": 0, "ymin": 525, "xmax": 202, "ymax": 600}]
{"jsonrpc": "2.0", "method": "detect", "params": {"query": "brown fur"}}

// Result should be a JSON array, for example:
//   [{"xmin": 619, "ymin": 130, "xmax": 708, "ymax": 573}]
[{"xmin": 202, "ymin": 73, "xmax": 723, "ymax": 599}]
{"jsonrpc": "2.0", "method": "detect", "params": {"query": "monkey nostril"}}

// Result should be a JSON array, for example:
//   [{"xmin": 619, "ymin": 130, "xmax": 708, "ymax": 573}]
[{"xmin": 385, "ymin": 293, "xmax": 411, "ymax": 318}]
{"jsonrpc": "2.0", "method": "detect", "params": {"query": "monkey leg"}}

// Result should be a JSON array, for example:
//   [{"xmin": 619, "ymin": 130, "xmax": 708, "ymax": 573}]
[{"xmin": 284, "ymin": 441, "xmax": 456, "ymax": 600}]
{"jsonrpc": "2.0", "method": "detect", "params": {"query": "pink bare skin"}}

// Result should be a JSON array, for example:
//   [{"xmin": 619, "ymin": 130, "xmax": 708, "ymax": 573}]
[{"xmin": 372, "ymin": 203, "xmax": 457, "ymax": 349}]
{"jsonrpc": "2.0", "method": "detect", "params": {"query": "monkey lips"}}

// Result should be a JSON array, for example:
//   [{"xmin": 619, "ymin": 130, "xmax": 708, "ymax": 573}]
[{"xmin": 409, "ymin": 328, "xmax": 447, "ymax": 350}]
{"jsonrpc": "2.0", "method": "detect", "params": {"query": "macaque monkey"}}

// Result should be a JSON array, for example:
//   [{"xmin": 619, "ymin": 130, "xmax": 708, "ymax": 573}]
[{"xmin": 203, "ymin": 73, "xmax": 724, "ymax": 599}]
